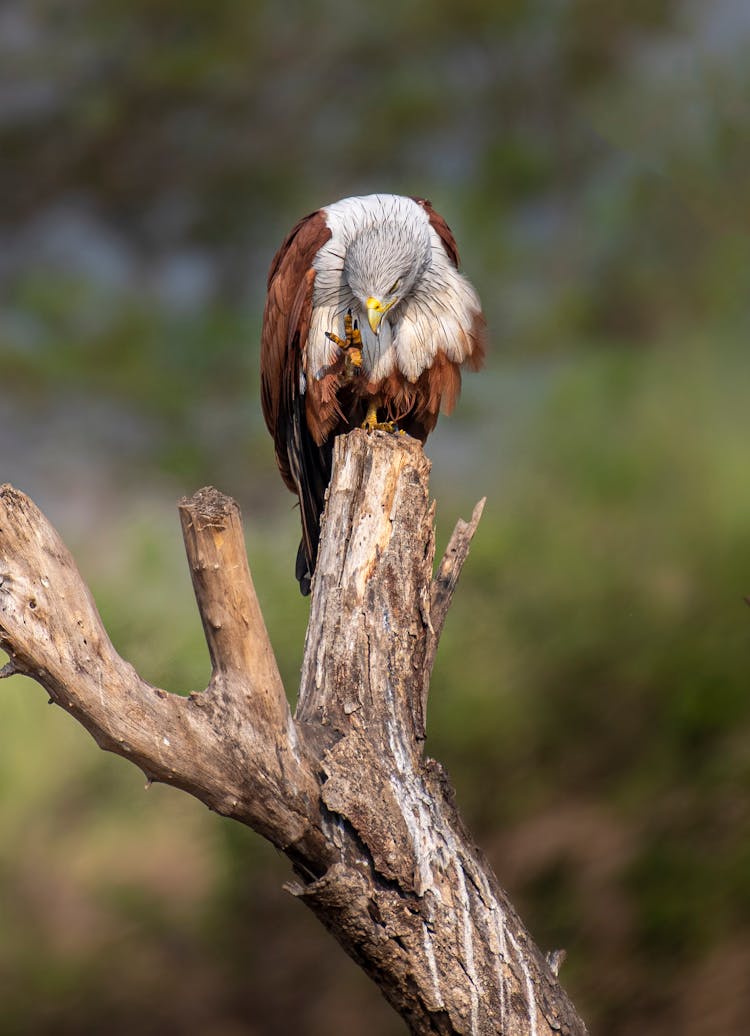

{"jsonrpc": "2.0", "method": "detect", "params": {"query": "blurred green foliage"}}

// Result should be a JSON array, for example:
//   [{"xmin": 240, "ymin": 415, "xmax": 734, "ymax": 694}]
[{"xmin": 2, "ymin": 0, "xmax": 750, "ymax": 1034}]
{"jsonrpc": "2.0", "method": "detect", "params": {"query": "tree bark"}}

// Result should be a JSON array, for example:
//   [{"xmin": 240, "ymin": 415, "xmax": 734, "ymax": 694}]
[{"xmin": 0, "ymin": 429, "xmax": 588, "ymax": 1036}]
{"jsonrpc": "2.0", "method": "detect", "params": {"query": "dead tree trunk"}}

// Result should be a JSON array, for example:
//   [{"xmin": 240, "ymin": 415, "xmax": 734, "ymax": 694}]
[{"xmin": 0, "ymin": 430, "xmax": 587, "ymax": 1036}]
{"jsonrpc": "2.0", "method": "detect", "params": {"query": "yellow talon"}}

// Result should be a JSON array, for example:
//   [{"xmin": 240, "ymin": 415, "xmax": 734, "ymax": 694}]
[
  {"xmin": 323, "ymin": 309, "xmax": 364, "ymax": 381},
  {"xmin": 362, "ymin": 400, "xmax": 379, "ymax": 432},
  {"xmin": 345, "ymin": 349, "xmax": 362, "ymax": 375},
  {"xmin": 361, "ymin": 399, "xmax": 397, "ymax": 434}
]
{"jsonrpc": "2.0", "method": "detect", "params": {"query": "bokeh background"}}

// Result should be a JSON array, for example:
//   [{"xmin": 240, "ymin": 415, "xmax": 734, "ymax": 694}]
[{"xmin": 2, "ymin": 1, "xmax": 750, "ymax": 1033}]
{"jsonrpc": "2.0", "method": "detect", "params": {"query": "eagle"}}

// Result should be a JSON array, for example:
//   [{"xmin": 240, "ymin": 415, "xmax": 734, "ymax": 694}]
[{"xmin": 261, "ymin": 193, "xmax": 486, "ymax": 594}]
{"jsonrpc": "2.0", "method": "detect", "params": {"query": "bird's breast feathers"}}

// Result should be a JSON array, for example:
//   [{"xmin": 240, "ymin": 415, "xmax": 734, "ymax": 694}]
[{"xmin": 308, "ymin": 194, "xmax": 483, "ymax": 386}]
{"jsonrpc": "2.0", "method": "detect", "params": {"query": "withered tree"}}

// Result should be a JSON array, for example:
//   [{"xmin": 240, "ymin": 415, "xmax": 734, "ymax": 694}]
[{"xmin": 0, "ymin": 430, "xmax": 587, "ymax": 1036}]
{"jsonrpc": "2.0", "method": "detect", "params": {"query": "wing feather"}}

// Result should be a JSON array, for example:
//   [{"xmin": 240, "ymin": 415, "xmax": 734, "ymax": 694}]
[
  {"xmin": 412, "ymin": 196, "xmax": 460, "ymax": 268},
  {"xmin": 260, "ymin": 210, "xmax": 333, "ymax": 593}
]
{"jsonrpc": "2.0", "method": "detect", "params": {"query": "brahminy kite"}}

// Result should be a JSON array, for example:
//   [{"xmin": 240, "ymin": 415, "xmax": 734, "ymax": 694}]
[{"xmin": 261, "ymin": 193, "xmax": 486, "ymax": 594}]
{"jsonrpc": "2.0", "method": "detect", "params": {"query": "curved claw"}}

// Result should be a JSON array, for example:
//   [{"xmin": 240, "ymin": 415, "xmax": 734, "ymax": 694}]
[
  {"xmin": 363, "ymin": 419, "xmax": 398, "ymax": 434},
  {"xmin": 324, "ymin": 312, "xmax": 364, "ymax": 381}
]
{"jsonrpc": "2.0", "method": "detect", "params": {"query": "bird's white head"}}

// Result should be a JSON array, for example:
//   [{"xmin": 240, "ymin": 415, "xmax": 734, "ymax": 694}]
[{"xmin": 343, "ymin": 218, "xmax": 431, "ymax": 334}]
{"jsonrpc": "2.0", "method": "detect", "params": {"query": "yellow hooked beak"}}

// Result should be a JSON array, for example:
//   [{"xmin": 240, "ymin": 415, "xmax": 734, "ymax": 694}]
[{"xmin": 366, "ymin": 295, "xmax": 396, "ymax": 334}]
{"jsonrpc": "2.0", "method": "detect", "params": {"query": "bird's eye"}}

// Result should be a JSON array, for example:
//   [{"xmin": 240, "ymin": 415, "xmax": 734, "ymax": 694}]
[{"xmin": 387, "ymin": 279, "xmax": 401, "ymax": 296}]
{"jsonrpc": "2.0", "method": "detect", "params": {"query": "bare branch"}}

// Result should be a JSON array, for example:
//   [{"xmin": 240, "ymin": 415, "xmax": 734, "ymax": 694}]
[
  {"xmin": 0, "ymin": 483, "xmax": 326, "ymax": 860},
  {"xmin": 0, "ymin": 657, "xmax": 21, "ymax": 679},
  {"xmin": 178, "ymin": 486, "xmax": 289, "ymax": 732},
  {"xmin": 414, "ymin": 496, "xmax": 486, "ymax": 740},
  {"xmin": 432, "ymin": 496, "xmax": 486, "ymax": 641},
  {"xmin": 0, "ymin": 441, "xmax": 588, "ymax": 1036}
]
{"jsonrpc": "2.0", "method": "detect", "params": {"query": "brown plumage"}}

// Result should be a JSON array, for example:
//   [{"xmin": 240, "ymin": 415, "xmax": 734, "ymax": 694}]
[{"xmin": 261, "ymin": 193, "xmax": 486, "ymax": 594}]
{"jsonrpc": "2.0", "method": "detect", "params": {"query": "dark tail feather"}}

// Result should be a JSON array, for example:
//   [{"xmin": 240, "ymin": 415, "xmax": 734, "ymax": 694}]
[
  {"xmin": 292, "ymin": 441, "xmax": 331, "ymax": 595},
  {"xmin": 296, "ymin": 539, "xmax": 312, "ymax": 596},
  {"xmin": 287, "ymin": 390, "xmax": 336, "ymax": 595}
]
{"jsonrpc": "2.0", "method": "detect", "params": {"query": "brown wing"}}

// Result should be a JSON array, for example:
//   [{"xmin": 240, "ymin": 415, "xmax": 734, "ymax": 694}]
[
  {"xmin": 260, "ymin": 210, "xmax": 333, "ymax": 594},
  {"xmin": 412, "ymin": 196, "xmax": 460, "ymax": 268}
]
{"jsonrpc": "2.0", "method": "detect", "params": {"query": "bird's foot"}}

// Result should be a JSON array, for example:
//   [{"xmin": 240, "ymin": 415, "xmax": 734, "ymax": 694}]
[
  {"xmin": 324, "ymin": 309, "xmax": 362, "ymax": 378},
  {"xmin": 361, "ymin": 400, "xmax": 398, "ymax": 434}
]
